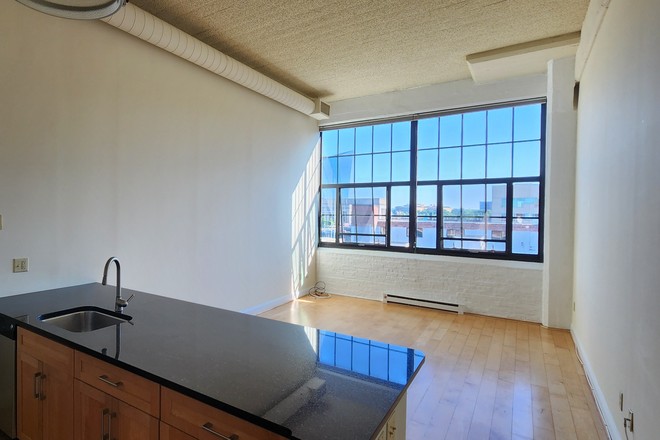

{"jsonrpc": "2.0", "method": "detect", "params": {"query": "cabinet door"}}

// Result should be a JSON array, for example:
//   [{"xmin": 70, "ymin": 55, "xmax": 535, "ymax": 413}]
[
  {"xmin": 17, "ymin": 351, "xmax": 42, "ymax": 440},
  {"xmin": 113, "ymin": 400, "xmax": 159, "ymax": 440},
  {"xmin": 42, "ymin": 361, "xmax": 74, "ymax": 440},
  {"xmin": 74, "ymin": 380, "xmax": 113, "ymax": 440}
]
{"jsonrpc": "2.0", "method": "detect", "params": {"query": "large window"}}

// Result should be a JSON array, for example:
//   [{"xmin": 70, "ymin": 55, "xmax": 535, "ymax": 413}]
[{"xmin": 320, "ymin": 101, "xmax": 545, "ymax": 262}]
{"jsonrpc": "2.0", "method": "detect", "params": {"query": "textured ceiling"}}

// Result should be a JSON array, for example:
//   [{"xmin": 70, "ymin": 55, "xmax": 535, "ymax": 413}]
[{"xmin": 130, "ymin": 0, "xmax": 589, "ymax": 102}]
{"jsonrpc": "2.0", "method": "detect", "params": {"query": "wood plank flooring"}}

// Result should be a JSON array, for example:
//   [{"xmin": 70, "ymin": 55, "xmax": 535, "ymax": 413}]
[{"xmin": 260, "ymin": 295, "xmax": 608, "ymax": 440}]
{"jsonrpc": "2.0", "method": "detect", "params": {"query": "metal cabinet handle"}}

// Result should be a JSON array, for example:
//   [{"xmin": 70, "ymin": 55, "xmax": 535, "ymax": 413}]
[
  {"xmin": 39, "ymin": 374, "xmax": 46, "ymax": 401},
  {"xmin": 108, "ymin": 411, "xmax": 116, "ymax": 440},
  {"xmin": 33, "ymin": 372, "xmax": 41, "ymax": 399},
  {"xmin": 202, "ymin": 422, "xmax": 239, "ymax": 440},
  {"xmin": 101, "ymin": 408, "xmax": 109, "ymax": 440},
  {"xmin": 98, "ymin": 375, "xmax": 123, "ymax": 387}
]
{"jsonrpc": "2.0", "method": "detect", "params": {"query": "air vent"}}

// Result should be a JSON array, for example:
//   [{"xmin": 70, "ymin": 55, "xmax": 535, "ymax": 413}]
[
  {"xmin": 384, "ymin": 295, "xmax": 465, "ymax": 314},
  {"xmin": 310, "ymin": 99, "xmax": 330, "ymax": 120}
]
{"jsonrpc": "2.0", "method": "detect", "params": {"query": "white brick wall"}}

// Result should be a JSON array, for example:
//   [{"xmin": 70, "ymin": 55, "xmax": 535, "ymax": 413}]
[{"xmin": 317, "ymin": 247, "xmax": 543, "ymax": 322}]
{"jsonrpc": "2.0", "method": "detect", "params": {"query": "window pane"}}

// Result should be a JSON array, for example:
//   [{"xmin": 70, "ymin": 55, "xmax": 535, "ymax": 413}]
[
  {"xmin": 355, "ymin": 187, "xmax": 372, "ymax": 209},
  {"xmin": 439, "ymin": 147, "xmax": 461, "ymax": 180},
  {"xmin": 356, "ymin": 217, "xmax": 374, "ymax": 234},
  {"xmin": 442, "ymin": 186, "xmax": 461, "ymax": 215},
  {"xmin": 338, "ymin": 128, "xmax": 355, "ymax": 155},
  {"xmin": 463, "ymin": 217, "xmax": 486, "ymax": 240},
  {"xmin": 322, "ymin": 157, "xmax": 337, "ymax": 184},
  {"xmin": 440, "ymin": 114, "xmax": 462, "ymax": 147},
  {"xmin": 462, "ymin": 145, "xmax": 486, "ymax": 179},
  {"xmin": 321, "ymin": 188, "xmax": 336, "ymax": 215},
  {"xmin": 443, "ymin": 239, "xmax": 461, "ymax": 249},
  {"xmin": 463, "ymin": 111, "xmax": 486, "ymax": 145},
  {"xmin": 355, "ymin": 155, "xmax": 372, "ymax": 183},
  {"xmin": 513, "ymin": 182, "xmax": 540, "ymax": 217},
  {"xmin": 375, "ymin": 216, "xmax": 387, "ymax": 234},
  {"xmin": 417, "ymin": 217, "xmax": 437, "ymax": 249},
  {"xmin": 391, "ymin": 217, "xmax": 409, "ymax": 247},
  {"xmin": 512, "ymin": 218, "xmax": 539, "ymax": 255},
  {"xmin": 462, "ymin": 184, "xmax": 486, "ymax": 216},
  {"xmin": 341, "ymin": 188, "xmax": 355, "ymax": 213},
  {"xmin": 320, "ymin": 215, "xmax": 336, "ymax": 242},
  {"xmin": 357, "ymin": 235, "xmax": 375, "ymax": 245},
  {"xmin": 373, "ymin": 124, "xmax": 391, "ymax": 152},
  {"xmin": 392, "ymin": 122, "xmax": 411, "ymax": 151},
  {"xmin": 373, "ymin": 153, "xmax": 391, "ymax": 182},
  {"xmin": 375, "ymin": 237, "xmax": 386, "ymax": 245},
  {"xmin": 417, "ymin": 185, "xmax": 437, "ymax": 215},
  {"xmin": 487, "ymin": 217, "xmax": 506, "ymax": 240},
  {"xmin": 514, "ymin": 104, "xmax": 542, "ymax": 141},
  {"xmin": 487, "ymin": 184, "xmax": 507, "ymax": 217},
  {"xmin": 442, "ymin": 218, "xmax": 461, "ymax": 238},
  {"xmin": 374, "ymin": 186, "xmax": 387, "ymax": 209},
  {"xmin": 462, "ymin": 240, "xmax": 484, "ymax": 250},
  {"xmin": 339, "ymin": 235, "xmax": 355, "ymax": 243},
  {"xmin": 486, "ymin": 242, "xmax": 506, "ymax": 252},
  {"xmin": 341, "ymin": 214, "xmax": 357, "ymax": 233},
  {"xmin": 322, "ymin": 130, "xmax": 338, "ymax": 157},
  {"xmin": 391, "ymin": 186, "xmax": 410, "ymax": 215},
  {"xmin": 356, "ymin": 126, "xmax": 373, "ymax": 154},
  {"xmin": 487, "ymin": 143, "xmax": 512, "ymax": 178},
  {"xmin": 338, "ymin": 156, "xmax": 354, "ymax": 183},
  {"xmin": 391, "ymin": 151, "xmax": 410, "ymax": 182},
  {"xmin": 418, "ymin": 118, "xmax": 439, "ymax": 149},
  {"xmin": 417, "ymin": 149, "xmax": 438, "ymax": 181},
  {"xmin": 513, "ymin": 141, "xmax": 541, "ymax": 177},
  {"xmin": 487, "ymin": 107, "xmax": 513, "ymax": 143}
]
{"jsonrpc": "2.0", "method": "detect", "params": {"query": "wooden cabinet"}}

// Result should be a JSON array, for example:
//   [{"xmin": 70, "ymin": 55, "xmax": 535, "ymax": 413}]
[
  {"xmin": 161, "ymin": 387, "xmax": 287, "ymax": 440},
  {"xmin": 16, "ymin": 328, "xmax": 74, "ymax": 440},
  {"xmin": 75, "ymin": 351, "xmax": 160, "ymax": 418},
  {"xmin": 74, "ymin": 379, "xmax": 158, "ymax": 440}
]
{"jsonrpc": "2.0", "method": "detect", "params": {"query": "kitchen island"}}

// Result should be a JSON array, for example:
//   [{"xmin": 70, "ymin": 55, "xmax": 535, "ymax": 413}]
[{"xmin": 0, "ymin": 283, "xmax": 424, "ymax": 440}]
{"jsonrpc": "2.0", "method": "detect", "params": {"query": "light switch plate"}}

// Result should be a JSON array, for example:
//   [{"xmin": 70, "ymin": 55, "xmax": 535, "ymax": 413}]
[{"xmin": 13, "ymin": 258, "xmax": 28, "ymax": 273}]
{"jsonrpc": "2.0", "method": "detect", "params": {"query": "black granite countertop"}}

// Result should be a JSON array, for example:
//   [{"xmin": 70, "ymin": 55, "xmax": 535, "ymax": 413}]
[{"xmin": 0, "ymin": 283, "xmax": 424, "ymax": 440}]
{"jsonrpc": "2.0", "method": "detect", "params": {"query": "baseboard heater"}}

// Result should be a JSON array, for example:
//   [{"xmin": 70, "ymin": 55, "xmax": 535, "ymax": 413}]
[{"xmin": 384, "ymin": 295, "xmax": 465, "ymax": 314}]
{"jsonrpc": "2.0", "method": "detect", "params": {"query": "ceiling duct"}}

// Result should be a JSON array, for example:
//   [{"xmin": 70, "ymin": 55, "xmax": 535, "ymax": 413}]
[
  {"xmin": 14, "ymin": 0, "xmax": 126, "ymax": 20},
  {"xmin": 101, "ymin": 3, "xmax": 318, "ymax": 117}
]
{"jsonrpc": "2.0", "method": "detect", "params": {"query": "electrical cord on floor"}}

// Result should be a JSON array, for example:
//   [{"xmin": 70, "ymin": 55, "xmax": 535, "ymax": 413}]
[
  {"xmin": 308, "ymin": 281, "xmax": 330, "ymax": 299},
  {"xmin": 574, "ymin": 342, "xmax": 615, "ymax": 440}
]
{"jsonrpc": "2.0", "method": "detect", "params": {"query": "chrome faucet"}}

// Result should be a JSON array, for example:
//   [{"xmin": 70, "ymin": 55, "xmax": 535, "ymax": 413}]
[{"xmin": 102, "ymin": 257, "xmax": 134, "ymax": 312}]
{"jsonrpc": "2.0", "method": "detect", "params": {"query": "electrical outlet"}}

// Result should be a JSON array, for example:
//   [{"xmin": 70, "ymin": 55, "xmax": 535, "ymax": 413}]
[
  {"xmin": 13, "ymin": 258, "xmax": 28, "ymax": 273},
  {"xmin": 628, "ymin": 409, "xmax": 634, "ymax": 433},
  {"xmin": 619, "ymin": 391, "xmax": 624, "ymax": 411}
]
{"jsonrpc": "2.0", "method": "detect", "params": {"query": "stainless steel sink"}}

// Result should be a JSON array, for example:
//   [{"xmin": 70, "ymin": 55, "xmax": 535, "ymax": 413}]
[{"xmin": 38, "ymin": 306, "xmax": 132, "ymax": 333}]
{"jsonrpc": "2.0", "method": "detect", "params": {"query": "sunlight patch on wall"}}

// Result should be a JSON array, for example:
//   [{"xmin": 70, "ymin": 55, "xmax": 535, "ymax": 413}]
[{"xmin": 291, "ymin": 138, "xmax": 321, "ymax": 297}]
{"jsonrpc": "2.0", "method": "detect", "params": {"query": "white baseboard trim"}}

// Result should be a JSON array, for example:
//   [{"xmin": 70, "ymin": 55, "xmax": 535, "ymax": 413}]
[
  {"xmin": 240, "ymin": 294, "xmax": 292, "ymax": 316},
  {"xmin": 570, "ymin": 325, "xmax": 619, "ymax": 440}
]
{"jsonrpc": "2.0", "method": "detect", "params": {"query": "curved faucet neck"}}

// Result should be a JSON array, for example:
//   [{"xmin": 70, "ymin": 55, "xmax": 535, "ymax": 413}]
[{"xmin": 102, "ymin": 257, "xmax": 122, "ymax": 312}]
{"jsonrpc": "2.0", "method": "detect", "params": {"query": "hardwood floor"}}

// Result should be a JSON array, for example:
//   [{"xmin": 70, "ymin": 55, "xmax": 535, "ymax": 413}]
[{"xmin": 260, "ymin": 295, "xmax": 608, "ymax": 440}]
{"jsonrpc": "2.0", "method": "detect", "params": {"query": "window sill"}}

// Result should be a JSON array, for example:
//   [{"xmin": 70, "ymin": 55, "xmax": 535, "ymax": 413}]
[{"xmin": 317, "ymin": 246, "xmax": 544, "ymax": 270}]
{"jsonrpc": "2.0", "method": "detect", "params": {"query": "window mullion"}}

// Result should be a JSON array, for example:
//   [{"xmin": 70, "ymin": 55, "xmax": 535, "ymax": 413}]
[
  {"xmin": 386, "ymin": 186, "xmax": 392, "ymax": 247},
  {"xmin": 506, "ymin": 182, "xmax": 514, "ymax": 255},
  {"xmin": 410, "ymin": 121, "xmax": 418, "ymax": 251}
]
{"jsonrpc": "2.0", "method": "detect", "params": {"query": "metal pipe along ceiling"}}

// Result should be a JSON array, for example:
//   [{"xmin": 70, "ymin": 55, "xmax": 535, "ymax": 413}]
[{"xmin": 101, "ymin": 4, "xmax": 316, "ymax": 116}]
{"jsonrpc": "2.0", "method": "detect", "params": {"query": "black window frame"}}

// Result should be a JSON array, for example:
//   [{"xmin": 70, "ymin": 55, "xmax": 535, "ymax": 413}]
[{"xmin": 318, "ymin": 99, "xmax": 546, "ymax": 263}]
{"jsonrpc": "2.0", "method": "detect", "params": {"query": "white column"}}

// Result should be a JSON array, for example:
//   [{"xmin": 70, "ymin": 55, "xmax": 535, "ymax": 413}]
[{"xmin": 542, "ymin": 57, "xmax": 577, "ymax": 328}]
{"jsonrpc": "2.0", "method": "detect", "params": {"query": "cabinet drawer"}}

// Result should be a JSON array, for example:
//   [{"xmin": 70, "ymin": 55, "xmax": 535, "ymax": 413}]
[
  {"xmin": 161, "ymin": 387, "xmax": 287, "ymax": 440},
  {"xmin": 161, "ymin": 422, "xmax": 196, "ymax": 440},
  {"xmin": 18, "ymin": 327, "xmax": 74, "ymax": 372},
  {"xmin": 75, "ymin": 351, "xmax": 160, "ymax": 417}
]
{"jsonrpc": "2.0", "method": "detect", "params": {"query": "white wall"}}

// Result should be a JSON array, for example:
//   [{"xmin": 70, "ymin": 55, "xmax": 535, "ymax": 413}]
[
  {"xmin": 542, "ymin": 57, "xmax": 577, "ymax": 329},
  {"xmin": 573, "ymin": 0, "xmax": 660, "ymax": 438},
  {"xmin": 318, "ymin": 248, "xmax": 543, "ymax": 322},
  {"xmin": 0, "ymin": 1, "xmax": 319, "ymax": 311}
]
